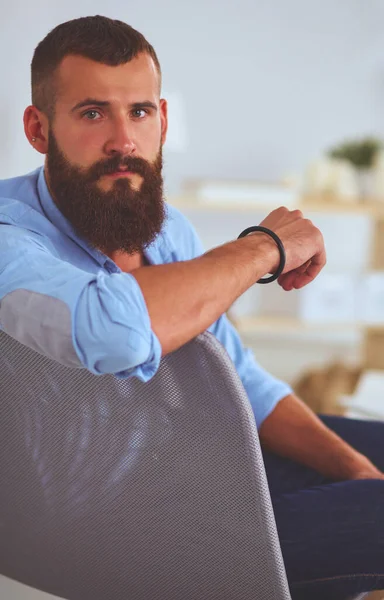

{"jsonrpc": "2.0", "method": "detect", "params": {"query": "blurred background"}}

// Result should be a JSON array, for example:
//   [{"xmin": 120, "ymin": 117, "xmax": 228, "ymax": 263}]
[{"xmin": 1, "ymin": 0, "xmax": 384, "ymax": 420}]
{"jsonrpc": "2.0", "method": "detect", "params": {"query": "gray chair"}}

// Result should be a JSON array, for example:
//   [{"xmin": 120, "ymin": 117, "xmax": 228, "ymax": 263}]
[{"xmin": 0, "ymin": 328, "xmax": 291, "ymax": 599}]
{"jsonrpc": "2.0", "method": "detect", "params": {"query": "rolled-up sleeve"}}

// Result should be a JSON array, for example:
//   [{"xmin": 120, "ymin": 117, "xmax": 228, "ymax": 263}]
[
  {"xmin": 0, "ymin": 226, "xmax": 161, "ymax": 380},
  {"xmin": 74, "ymin": 270, "xmax": 162, "ymax": 379}
]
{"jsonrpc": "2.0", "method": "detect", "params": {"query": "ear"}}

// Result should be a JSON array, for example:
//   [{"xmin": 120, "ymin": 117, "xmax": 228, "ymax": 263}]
[
  {"xmin": 23, "ymin": 105, "xmax": 49, "ymax": 154},
  {"xmin": 159, "ymin": 98, "xmax": 168, "ymax": 146}
]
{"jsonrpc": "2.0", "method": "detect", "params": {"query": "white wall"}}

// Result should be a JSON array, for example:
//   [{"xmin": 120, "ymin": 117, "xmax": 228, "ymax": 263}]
[{"xmin": 0, "ymin": 0, "xmax": 383, "ymax": 193}]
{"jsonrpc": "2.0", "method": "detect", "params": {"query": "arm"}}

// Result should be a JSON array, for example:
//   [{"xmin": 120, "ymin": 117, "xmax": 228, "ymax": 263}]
[
  {"xmin": 0, "ymin": 205, "xmax": 324, "ymax": 378},
  {"xmin": 132, "ymin": 234, "xmax": 277, "ymax": 355},
  {"xmin": 259, "ymin": 393, "xmax": 384, "ymax": 481},
  {"xmin": 0, "ymin": 223, "xmax": 279, "ymax": 374},
  {"xmin": 132, "ymin": 206, "xmax": 326, "ymax": 355},
  {"xmin": 0, "ymin": 225, "xmax": 162, "ymax": 379}
]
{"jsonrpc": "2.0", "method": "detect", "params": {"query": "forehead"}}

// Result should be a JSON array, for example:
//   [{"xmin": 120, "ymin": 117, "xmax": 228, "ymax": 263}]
[{"xmin": 55, "ymin": 53, "xmax": 160, "ymax": 105}]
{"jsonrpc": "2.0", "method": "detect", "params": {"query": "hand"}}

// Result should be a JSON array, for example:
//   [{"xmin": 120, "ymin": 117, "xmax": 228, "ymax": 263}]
[
  {"xmin": 346, "ymin": 453, "xmax": 384, "ymax": 481},
  {"xmin": 258, "ymin": 206, "xmax": 326, "ymax": 290}
]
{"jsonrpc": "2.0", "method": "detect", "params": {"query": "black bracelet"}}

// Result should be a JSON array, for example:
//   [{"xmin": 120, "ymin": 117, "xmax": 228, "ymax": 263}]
[{"xmin": 237, "ymin": 226, "xmax": 286, "ymax": 284}]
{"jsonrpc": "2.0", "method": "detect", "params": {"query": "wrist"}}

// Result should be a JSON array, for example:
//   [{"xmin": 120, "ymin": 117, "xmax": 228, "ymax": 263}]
[
  {"xmin": 341, "ymin": 451, "xmax": 379, "ymax": 479},
  {"xmin": 326, "ymin": 449, "xmax": 370, "ymax": 481},
  {"xmin": 242, "ymin": 232, "xmax": 281, "ymax": 276}
]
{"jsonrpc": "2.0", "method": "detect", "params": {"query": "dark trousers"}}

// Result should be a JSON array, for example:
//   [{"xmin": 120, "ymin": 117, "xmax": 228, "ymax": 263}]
[{"xmin": 262, "ymin": 415, "xmax": 384, "ymax": 600}]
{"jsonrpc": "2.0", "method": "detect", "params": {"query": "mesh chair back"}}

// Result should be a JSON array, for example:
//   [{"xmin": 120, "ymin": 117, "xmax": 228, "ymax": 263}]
[{"xmin": 0, "ymin": 330, "xmax": 291, "ymax": 600}]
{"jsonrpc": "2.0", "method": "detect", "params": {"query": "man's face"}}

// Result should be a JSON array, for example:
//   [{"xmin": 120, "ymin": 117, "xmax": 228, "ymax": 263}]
[{"xmin": 44, "ymin": 53, "xmax": 167, "ymax": 254}]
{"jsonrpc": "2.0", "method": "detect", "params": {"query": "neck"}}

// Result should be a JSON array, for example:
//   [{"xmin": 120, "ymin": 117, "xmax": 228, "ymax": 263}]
[{"xmin": 108, "ymin": 250, "xmax": 147, "ymax": 273}]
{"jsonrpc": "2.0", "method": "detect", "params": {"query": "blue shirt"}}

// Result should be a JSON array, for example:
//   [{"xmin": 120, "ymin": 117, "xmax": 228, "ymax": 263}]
[{"xmin": 0, "ymin": 166, "xmax": 292, "ymax": 427}]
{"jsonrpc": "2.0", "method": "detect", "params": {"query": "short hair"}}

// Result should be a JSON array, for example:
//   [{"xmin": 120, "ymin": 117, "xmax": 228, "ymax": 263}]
[{"xmin": 31, "ymin": 15, "xmax": 161, "ymax": 118}]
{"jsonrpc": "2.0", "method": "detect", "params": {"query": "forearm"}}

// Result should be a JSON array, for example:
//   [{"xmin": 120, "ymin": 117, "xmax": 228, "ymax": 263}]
[
  {"xmin": 132, "ymin": 235, "xmax": 277, "ymax": 355},
  {"xmin": 131, "ymin": 204, "xmax": 328, "ymax": 355},
  {"xmin": 259, "ymin": 393, "xmax": 366, "ymax": 481}
]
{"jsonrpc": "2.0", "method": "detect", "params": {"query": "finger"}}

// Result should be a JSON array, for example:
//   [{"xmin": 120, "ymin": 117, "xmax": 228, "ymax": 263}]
[
  {"xmin": 278, "ymin": 259, "xmax": 312, "ymax": 287},
  {"xmin": 277, "ymin": 256, "xmax": 324, "ymax": 291},
  {"xmin": 287, "ymin": 265, "xmax": 323, "ymax": 290},
  {"xmin": 277, "ymin": 271, "xmax": 297, "ymax": 291},
  {"xmin": 293, "ymin": 250, "xmax": 327, "ymax": 289}
]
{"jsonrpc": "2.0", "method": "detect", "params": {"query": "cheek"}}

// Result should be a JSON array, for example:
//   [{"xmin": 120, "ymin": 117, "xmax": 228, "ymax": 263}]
[
  {"xmin": 55, "ymin": 121, "xmax": 103, "ymax": 166},
  {"xmin": 137, "ymin": 120, "xmax": 162, "ymax": 157}
]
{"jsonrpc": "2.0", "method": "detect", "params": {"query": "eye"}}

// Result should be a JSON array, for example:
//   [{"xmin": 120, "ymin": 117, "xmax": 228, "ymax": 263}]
[
  {"xmin": 131, "ymin": 108, "xmax": 148, "ymax": 119},
  {"xmin": 82, "ymin": 110, "xmax": 102, "ymax": 120}
]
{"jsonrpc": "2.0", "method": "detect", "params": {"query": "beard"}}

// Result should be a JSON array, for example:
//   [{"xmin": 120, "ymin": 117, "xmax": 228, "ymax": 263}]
[{"xmin": 46, "ymin": 131, "xmax": 165, "ymax": 255}]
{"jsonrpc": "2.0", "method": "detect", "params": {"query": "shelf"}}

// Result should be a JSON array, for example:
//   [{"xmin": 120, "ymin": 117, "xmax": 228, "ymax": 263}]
[
  {"xmin": 232, "ymin": 315, "xmax": 384, "ymax": 335},
  {"xmin": 168, "ymin": 195, "xmax": 384, "ymax": 217}
]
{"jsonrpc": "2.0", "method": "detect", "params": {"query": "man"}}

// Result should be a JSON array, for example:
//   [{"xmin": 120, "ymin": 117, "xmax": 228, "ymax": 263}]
[{"xmin": 0, "ymin": 15, "xmax": 383, "ymax": 599}]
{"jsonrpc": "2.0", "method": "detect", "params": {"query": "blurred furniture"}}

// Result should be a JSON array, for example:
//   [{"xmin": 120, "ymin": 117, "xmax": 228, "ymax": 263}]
[
  {"xmin": 0, "ymin": 329, "xmax": 291, "ymax": 600},
  {"xmin": 293, "ymin": 361, "xmax": 362, "ymax": 416}
]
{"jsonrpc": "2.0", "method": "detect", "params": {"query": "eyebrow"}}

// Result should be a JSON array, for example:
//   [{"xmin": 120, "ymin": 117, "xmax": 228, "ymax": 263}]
[{"xmin": 70, "ymin": 98, "xmax": 158, "ymax": 113}]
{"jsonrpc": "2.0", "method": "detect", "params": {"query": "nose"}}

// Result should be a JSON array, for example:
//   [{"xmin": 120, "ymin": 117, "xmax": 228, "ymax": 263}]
[{"xmin": 104, "ymin": 119, "xmax": 136, "ymax": 156}]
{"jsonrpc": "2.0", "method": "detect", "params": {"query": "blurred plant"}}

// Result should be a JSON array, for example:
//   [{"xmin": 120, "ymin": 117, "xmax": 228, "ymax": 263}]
[{"xmin": 328, "ymin": 137, "xmax": 382, "ymax": 170}]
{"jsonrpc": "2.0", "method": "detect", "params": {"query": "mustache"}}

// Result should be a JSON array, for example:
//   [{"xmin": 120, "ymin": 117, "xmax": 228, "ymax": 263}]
[{"xmin": 85, "ymin": 154, "xmax": 157, "ymax": 182}]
